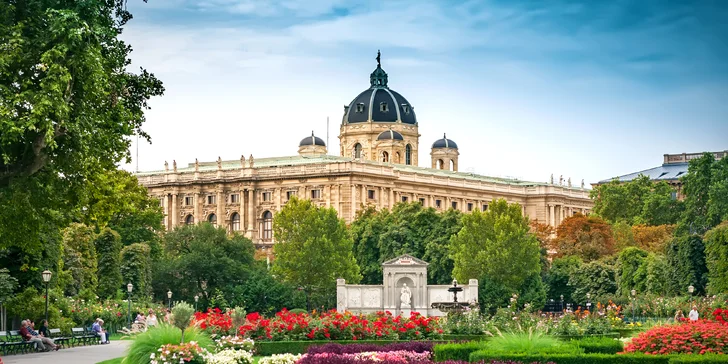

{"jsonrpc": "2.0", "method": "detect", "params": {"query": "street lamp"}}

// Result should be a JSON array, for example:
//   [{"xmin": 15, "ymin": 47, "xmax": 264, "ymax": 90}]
[
  {"xmin": 560, "ymin": 295, "xmax": 564, "ymax": 311},
  {"xmin": 127, "ymin": 283, "xmax": 133, "ymax": 329},
  {"xmin": 586, "ymin": 293, "xmax": 592, "ymax": 313},
  {"xmin": 194, "ymin": 295, "xmax": 199, "ymax": 312},
  {"xmin": 167, "ymin": 290, "xmax": 173, "ymax": 310},
  {"xmin": 688, "ymin": 285, "xmax": 695, "ymax": 306},
  {"xmin": 630, "ymin": 289, "xmax": 636, "ymax": 323},
  {"xmin": 41, "ymin": 270, "xmax": 52, "ymax": 322}
]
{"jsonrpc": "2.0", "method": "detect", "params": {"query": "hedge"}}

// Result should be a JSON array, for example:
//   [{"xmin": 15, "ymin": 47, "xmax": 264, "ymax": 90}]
[
  {"xmin": 433, "ymin": 342, "xmax": 488, "ymax": 362},
  {"xmin": 255, "ymin": 340, "xmax": 403, "ymax": 356},
  {"xmin": 469, "ymin": 351, "xmax": 671, "ymax": 364},
  {"xmin": 668, "ymin": 356, "xmax": 728, "ymax": 364},
  {"xmin": 571, "ymin": 337, "xmax": 624, "ymax": 354},
  {"xmin": 553, "ymin": 332, "xmax": 621, "ymax": 341},
  {"xmin": 441, "ymin": 334, "xmax": 490, "ymax": 342}
]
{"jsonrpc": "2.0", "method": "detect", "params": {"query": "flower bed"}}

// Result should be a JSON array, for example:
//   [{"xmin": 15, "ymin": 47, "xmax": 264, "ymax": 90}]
[
  {"xmin": 624, "ymin": 319, "xmax": 728, "ymax": 355},
  {"xmin": 259, "ymin": 353, "xmax": 303, "ymax": 364},
  {"xmin": 150, "ymin": 342, "xmax": 208, "ymax": 364},
  {"xmin": 240, "ymin": 309, "xmax": 442, "ymax": 341},
  {"xmin": 298, "ymin": 350, "xmax": 431, "ymax": 364},
  {"xmin": 307, "ymin": 341, "xmax": 434, "ymax": 355}
]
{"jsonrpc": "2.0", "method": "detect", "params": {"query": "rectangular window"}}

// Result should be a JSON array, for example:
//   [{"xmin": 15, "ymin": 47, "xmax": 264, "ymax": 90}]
[
  {"xmin": 671, "ymin": 191, "xmax": 678, "ymax": 200},
  {"xmin": 207, "ymin": 195, "xmax": 216, "ymax": 204},
  {"xmin": 368, "ymin": 190, "xmax": 376, "ymax": 200},
  {"xmin": 287, "ymin": 191, "xmax": 297, "ymax": 200},
  {"xmin": 230, "ymin": 194, "xmax": 240, "ymax": 203},
  {"xmin": 185, "ymin": 196, "xmax": 193, "ymax": 206},
  {"xmin": 401, "ymin": 196, "xmax": 408, "ymax": 202},
  {"xmin": 419, "ymin": 198, "xmax": 426, "ymax": 206},
  {"xmin": 311, "ymin": 189, "xmax": 322, "ymax": 199},
  {"xmin": 262, "ymin": 192, "xmax": 272, "ymax": 202},
  {"xmin": 452, "ymin": 201, "xmax": 458, "ymax": 209},
  {"xmin": 483, "ymin": 204, "xmax": 489, "ymax": 211},
  {"xmin": 435, "ymin": 199, "xmax": 442, "ymax": 208},
  {"xmin": 467, "ymin": 203, "xmax": 473, "ymax": 212}
]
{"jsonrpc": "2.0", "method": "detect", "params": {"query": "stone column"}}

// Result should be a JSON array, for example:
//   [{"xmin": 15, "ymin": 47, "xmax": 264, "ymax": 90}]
[
  {"xmin": 379, "ymin": 186, "xmax": 384, "ymax": 208},
  {"xmin": 325, "ymin": 185, "xmax": 331, "ymax": 208},
  {"xmin": 468, "ymin": 279, "xmax": 479, "ymax": 303},
  {"xmin": 351, "ymin": 184, "xmax": 357, "ymax": 220},
  {"xmin": 194, "ymin": 191, "xmax": 201, "ymax": 223},
  {"xmin": 336, "ymin": 278, "xmax": 347, "ymax": 313},
  {"xmin": 389, "ymin": 188, "xmax": 394, "ymax": 209},
  {"xmin": 247, "ymin": 188, "xmax": 256, "ymax": 238},
  {"xmin": 161, "ymin": 194, "xmax": 168, "ymax": 229},
  {"xmin": 361, "ymin": 184, "xmax": 367, "ymax": 205},
  {"xmin": 171, "ymin": 193, "xmax": 178, "ymax": 228},
  {"xmin": 239, "ymin": 189, "xmax": 245, "ymax": 226},
  {"xmin": 549, "ymin": 204, "xmax": 555, "ymax": 227},
  {"xmin": 217, "ymin": 190, "xmax": 224, "ymax": 228}
]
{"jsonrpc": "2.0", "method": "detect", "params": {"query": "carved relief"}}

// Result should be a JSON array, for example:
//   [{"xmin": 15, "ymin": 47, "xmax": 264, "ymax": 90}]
[{"xmin": 348, "ymin": 289, "xmax": 361, "ymax": 307}]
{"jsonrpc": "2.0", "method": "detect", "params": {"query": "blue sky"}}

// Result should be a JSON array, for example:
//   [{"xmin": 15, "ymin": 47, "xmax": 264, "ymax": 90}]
[{"xmin": 120, "ymin": 0, "xmax": 728, "ymax": 185}]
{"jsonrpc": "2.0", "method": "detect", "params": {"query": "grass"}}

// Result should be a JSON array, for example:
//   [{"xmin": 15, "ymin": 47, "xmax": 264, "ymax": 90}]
[
  {"xmin": 96, "ymin": 358, "xmax": 123, "ymax": 364},
  {"xmin": 485, "ymin": 328, "xmax": 582, "ymax": 355},
  {"xmin": 124, "ymin": 324, "xmax": 213, "ymax": 364}
]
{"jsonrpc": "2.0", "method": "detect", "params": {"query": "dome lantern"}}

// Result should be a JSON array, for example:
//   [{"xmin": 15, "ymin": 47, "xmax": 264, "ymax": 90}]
[
  {"xmin": 298, "ymin": 131, "xmax": 327, "ymax": 157},
  {"xmin": 431, "ymin": 133, "xmax": 459, "ymax": 171}
]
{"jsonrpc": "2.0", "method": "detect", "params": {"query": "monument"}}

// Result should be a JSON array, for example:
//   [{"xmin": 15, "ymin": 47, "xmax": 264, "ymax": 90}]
[{"xmin": 336, "ymin": 254, "xmax": 478, "ymax": 316}]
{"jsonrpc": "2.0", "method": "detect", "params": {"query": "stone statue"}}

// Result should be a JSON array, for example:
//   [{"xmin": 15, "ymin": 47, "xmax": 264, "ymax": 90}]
[
  {"xmin": 164, "ymin": 161, "xmax": 169, "ymax": 171},
  {"xmin": 376, "ymin": 49, "xmax": 381, "ymax": 67},
  {"xmin": 173, "ymin": 160, "xmax": 178, "ymax": 173},
  {"xmin": 195, "ymin": 158, "xmax": 199, "ymax": 172},
  {"xmin": 217, "ymin": 156, "xmax": 222, "ymax": 170},
  {"xmin": 550, "ymin": 174, "xmax": 554, "ymax": 184},
  {"xmin": 249, "ymin": 154, "xmax": 254, "ymax": 168},
  {"xmin": 581, "ymin": 179, "xmax": 585, "ymax": 188},
  {"xmin": 400, "ymin": 283, "xmax": 411, "ymax": 307},
  {"xmin": 559, "ymin": 175, "xmax": 563, "ymax": 185},
  {"xmin": 568, "ymin": 177, "xmax": 572, "ymax": 187},
  {"xmin": 240, "ymin": 155, "xmax": 245, "ymax": 167}
]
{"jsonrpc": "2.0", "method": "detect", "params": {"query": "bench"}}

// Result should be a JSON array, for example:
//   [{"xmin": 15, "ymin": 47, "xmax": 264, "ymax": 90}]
[
  {"xmin": 71, "ymin": 327, "xmax": 96, "ymax": 346},
  {"xmin": 49, "ymin": 328, "xmax": 70, "ymax": 348},
  {"xmin": 0, "ymin": 331, "xmax": 34, "ymax": 355}
]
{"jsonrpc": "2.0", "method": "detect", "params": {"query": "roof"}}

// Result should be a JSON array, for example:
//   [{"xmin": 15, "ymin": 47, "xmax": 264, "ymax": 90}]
[
  {"xmin": 432, "ymin": 134, "xmax": 458, "ymax": 149},
  {"xmin": 382, "ymin": 254, "xmax": 429, "ymax": 266},
  {"xmin": 598, "ymin": 163, "xmax": 688, "ymax": 184},
  {"xmin": 377, "ymin": 130, "xmax": 404, "ymax": 140},
  {"xmin": 299, "ymin": 133, "xmax": 326, "ymax": 147},
  {"xmin": 342, "ymin": 64, "xmax": 417, "ymax": 125}
]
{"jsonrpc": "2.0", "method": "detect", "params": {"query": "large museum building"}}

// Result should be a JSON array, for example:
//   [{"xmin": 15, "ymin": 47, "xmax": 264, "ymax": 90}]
[{"xmin": 137, "ymin": 57, "xmax": 593, "ymax": 248}]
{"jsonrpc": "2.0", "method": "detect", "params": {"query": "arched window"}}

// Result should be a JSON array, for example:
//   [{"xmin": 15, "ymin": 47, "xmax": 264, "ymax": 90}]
[
  {"xmin": 437, "ymin": 159, "xmax": 444, "ymax": 169},
  {"xmin": 185, "ymin": 214, "xmax": 194, "ymax": 225},
  {"xmin": 382, "ymin": 151, "xmax": 389, "ymax": 163},
  {"xmin": 261, "ymin": 211, "xmax": 273, "ymax": 241},
  {"xmin": 208, "ymin": 213, "xmax": 217, "ymax": 226},
  {"xmin": 405, "ymin": 144, "xmax": 412, "ymax": 165},
  {"xmin": 354, "ymin": 143, "xmax": 362, "ymax": 159},
  {"xmin": 394, "ymin": 152, "xmax": 400, "ymax": 164},
  {"xmin": 231, "ymin": 212, "xmax": 240, "ymax": 231},
  {"xmin": 449, "ymin": 160, "xmax": 455, "ymax": 171}
]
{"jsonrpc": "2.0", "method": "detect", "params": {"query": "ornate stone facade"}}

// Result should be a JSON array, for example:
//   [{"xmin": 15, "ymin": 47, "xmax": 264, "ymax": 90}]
[{"xmin": 136, "ymin": 54, "xmax": 593, "ymax": 248}]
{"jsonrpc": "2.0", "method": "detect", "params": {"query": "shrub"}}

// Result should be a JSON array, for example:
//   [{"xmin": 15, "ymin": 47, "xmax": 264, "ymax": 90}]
[
  {"xmin": 668, "ymin": 355, "xmax": 728, "ymax": 363},
  {"xmin": 124, "ymin": 324, "xmax": 212, "ymax": 364},
  {"xmin": 258, "ymin": 353, "xmax": 303, "ymax": 364},
  {"xmin": 308, "ymin": 341, "xmax": 434, "ymax": 355},
  {"xmin": 172, "ymin": 302, "xmax": 196, "ymax": 343},
  {"xmin": 433, "ymin": 342, "xmax": 488, "ymax": 362},
  {"xmin": 215, "ymin": 336, "xmax": 254, "ymax": 352},
  {"xmin": 484, "ymin": 331, "xmax": 582, "ymax": 355},
  {"xmin": 205, "ymin": 348, "xmax": 254, "ymax": 364},
  {"xmin": 150, "ymin": 342, "xmax": 207, "ymax": 364},
  {"xmin": 571, "ymin": 337, "xmax": 623, "ymax": 354},
  {"xmin": 624, "ymin": 320, "xmax": 728, "ymax": 355},
  {"xmin": 470, "ymin": 351, "xmax": 671, "ymax": 364}
]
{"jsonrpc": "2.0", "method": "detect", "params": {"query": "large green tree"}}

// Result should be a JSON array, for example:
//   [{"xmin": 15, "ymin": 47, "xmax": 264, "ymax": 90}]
[
  {"xmin": 272, "ymin": 197, "xmax": 361, "ymax": 309},
  {"xmin": 0, "ymin": 0, "xmax": 163, "ymax": 257},
  {"xmin": 120, "ymin": 243, "xmax": 152, "ymax": 300},
  {"xmin": 568, "ymin": 259, "xmax": 618, "ymax": 304},
  {"xmin": 590, "ymin": 175, "xmax": 682, "ymax": 226},
  {"xmin": 678, "ymin": 154, "xmax": 728, "ymax": 235},
  {"xmin": 616, "ymin": 247, "xmax": 649, "ymax": 296},
  {"xmin": 451, "ymin": 199, "xmax": 540, "ymax": 293},
  {"xmin": 666, "ymin": 235, "xmax": 708, "ymax": 295},
  {"xmin": 59, "ymin": 223, "xmax": 98, "ymax": 297},
  {"xmin": 543, "ymin": 256, "xmax": 582, "ymax": 303},
  {"xmin": 704, "ymin": 221, "xmax": 728, "ymax": 294},
  {"xmin": 95, "ymin": 228, "xmax": 123, "ymax": 299}
]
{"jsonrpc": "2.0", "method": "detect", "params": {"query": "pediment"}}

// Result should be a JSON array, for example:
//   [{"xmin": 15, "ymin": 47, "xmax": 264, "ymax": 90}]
[{"xmin": 382, "ymin": 254, "xmax": 429, "ymax": 266}]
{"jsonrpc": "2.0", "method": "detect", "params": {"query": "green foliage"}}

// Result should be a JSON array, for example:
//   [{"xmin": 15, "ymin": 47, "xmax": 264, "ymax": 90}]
[
  {"xmin": 636, "ymin": 253, "xmax": 670, "ymax": 295},
  {"xmin": 554, "ymin": 214, "xmax": 615, "ymax": 262},
  {"xmin": 617, "ymin": 247, "xmax": 649, "ymax": 296},
  {"xmin": 484, "ymin": 331, "xmax": 582, "ymax": 355},
  {"xmin": 518, "ymin": 273, "xmax": 547, "ymax": 310},
  {"xmin": 229, "ymin": 263, "xmax": 295, "ymax": 315},
  {"xmin": 669, "ymin": 355, "xmax": 728, "ymax": 363},
  {"xmin": 157, "ymin": 223, "xmax": 255, "ymax": 307},
  {"xmin": 704, "ymin": 221, "xmax": 728, "ymax": 294},
  {"xmin": 478, "ymin": 276, "xmax": 512, "ymax": 313},
  {"xmin": 0, "ymin": 268, "xmax": 18, "ymax": 303},
  {"xmin": 571, "ymin": 337, "xmax": 624, "ymax": 354},
  {"xmin": 544, "ymin": 256, "xmax": 583, "ymax": 303},
  {"xmin": 5, "ymin": 286, "xmax": 65, "ymax": 328},
  {"xmin": 60, "ymin": 223, "xmax": 98, "ymax": 296},
  {"xmin": 272, "ymin": 197, "xmax": 361, "ymax": 294},
  {"xmin": 123, "ymin": 324, "xmax": 212, "ymax": 364},
  {"xmin": 590, "ymin": 175, "xmax": 682, "ymax": 226},
  {"xmin": 452, "ymin": 199, "xmax": 540, "ymax": 293},
  {"xmin": 666, "ymin": 235, "xmax": 707, "ymax": 295},
  {"xmin": 613, "ymin": 221, "xmax": 636, "ymax": 250},
  {"xmin": 0, "ymin": 0, "xmax": 163, "ymax": 258},
  {"xmin": 679, "ymin": 153, "xmax": 728, "ymax": 235},
  {"xmin": 350, "ymin": 206, "xmax": 387, "ymax": 284},
  {"xmin": 95, "ymin": 228, "xmax": 123, "ymax": 299},
  {"xmin": 120, "ymin": 243, "xmax": 152, "ymax": 299},
  {"xmin": 469, "ymin": 351, "xmax": 672, "ymax": 364},
  {"xmin": 434, "ymin": 341, "xmax": 488, "ymax": 362},
  {"xmin": 569, "ymin": 259, "xmax": 618, "ymax": 303},
  {"xmin": 171, "ymin": 302, "xmax": 195, "ymax": 343}
]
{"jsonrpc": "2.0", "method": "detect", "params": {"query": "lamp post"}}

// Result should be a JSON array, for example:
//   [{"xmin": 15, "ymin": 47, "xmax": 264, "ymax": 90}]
[
  {"xmin": 167, "ymin": 290, "xmax": 173, "ymax": 311},
  {"xmin": 688, "ymin": 285, "xmax": 695, "ymax": 306},
  {"xmin": 630, "ymin": 289, "xmax": 636, "ymax": 323},
  {"xmin": 194, "ymin": 295, "xmax": 199, "ymax": 312},
  {"xmin": 41, "ymin": 270, "xmax": 52, "ymax": 322},
  {"xmin": 586, "ymin": 293, "xmax": 592, "ymax": 314},
  {"xmin": 560, "ymin": 295, "xmax": 564, "ymax": 312},
  {"xmin": 127, "ymin": 283, "xmax": 133, "ymax": 329}
]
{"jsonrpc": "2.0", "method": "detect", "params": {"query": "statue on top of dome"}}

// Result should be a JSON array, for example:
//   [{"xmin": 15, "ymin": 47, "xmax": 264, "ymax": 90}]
[{"xmin": 376, "ymin": 50, "xmax": 381, "ymax": 67}]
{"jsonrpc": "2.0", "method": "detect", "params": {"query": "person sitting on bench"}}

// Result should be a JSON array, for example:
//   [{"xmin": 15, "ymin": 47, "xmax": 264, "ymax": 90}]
[{"xmin": 92, "ymin": 318, "xmax": 109, "ymax": 344}]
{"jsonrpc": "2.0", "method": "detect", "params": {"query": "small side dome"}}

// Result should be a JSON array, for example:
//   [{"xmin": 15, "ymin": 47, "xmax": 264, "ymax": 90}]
[
  {"xmin": 299, "ymin": 131, "xmax": 326, "ymax": 147},
  {"xmin": 432, "ymin": 133, "xmax": 458, "ymax": 149},
  {"xmin": 377, "ymin": 130, "xmax": 404, "ymax": 141}
]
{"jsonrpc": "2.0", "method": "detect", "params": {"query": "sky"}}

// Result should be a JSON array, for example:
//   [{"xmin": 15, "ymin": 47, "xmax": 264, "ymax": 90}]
[{"xmin": 119, "ymin": 0, "xmax": 728, "ymax": 185}]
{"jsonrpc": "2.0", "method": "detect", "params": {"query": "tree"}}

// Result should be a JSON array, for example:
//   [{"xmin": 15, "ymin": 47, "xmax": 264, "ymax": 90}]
[
  {"xmin": 666, "ymin": 235, "xmax": 707, "ymax": 296},
  {"xmin": 350, "ymin": 206, "xmax": 389, "ymax": 284},
  {"xmin": 120, "ymin": 243, "xmax": 152, "ymax": 300},
  {"xmin": 704, "ymin": 221, "xmax": 728, "ymax": 294},
  {"xmin": 0, "ymin": 268, "xmax": 18, "ymax": 304},
  {"xmin": 0, "ymin": 0, "xmax": 163, "ymax": 256},
  {"xmin": 553, "ymin": 214, "xmax": 615, "ymax": 262},
  {"xmin": 634, "ymin": 253, "xmax": 669, "ymax": 295},
  {"xmin": 543, "ymin": 256, "xmax": 582, "ymax": 303},
  {"xmin": 157, "ymin": 223, "xmax": 256, "ymax": 306},
  {"xmin": 612, "ymin": 221, "xmax": 636, "ymax": 251},
  {"xmin": 617, "ymin": 247, "xmax": 649, "ymax": 296},
  {"xmin": 568, "ymin": 259, "xmax": 618, "ymax": 304},
  {"xmin": 590, "ymin": 175, "xmax": 682, "ymax": 226},
  {"xmin": 632, "ymin": 224, "xmax": 675, "ymax": 253},
  {"xmin": 60, "ymin": 223, "xmax": 98, "ymax": 297},
  {"xmin": 272, "ymin": 197, "xmax": 361, "ymax": 309},
  {"xmin": 422, "ymin": 208, "xmax": 462, "ymax": 284},
  {"xmin": 451, "ymin": 199, "xmax": 540, "ymax": 293},
  {"xmin": 95, "ymin": 228, "xmax": 123, "ymax": 299},
  {"xmin": 230, "ymin": 263, "xmax": 296, "ymax": 315},
  {"xmin": 679, "ymin": 154, "xmax": 728, "ymax": 235}
]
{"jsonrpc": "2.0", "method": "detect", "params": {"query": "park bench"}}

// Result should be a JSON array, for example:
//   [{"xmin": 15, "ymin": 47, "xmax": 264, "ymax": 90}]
[
  {"xmin": 86, "ymin": 326, "xmax": 102, "ymax": 344},
  {"xmin": 49, "ymin": 328, "xmax": 71, "ymax": 348},
  {"xmin": 0, "ymin": 331, "xmax": 34, "ymax": 355},
  {"xmin": 71, "ymin": 327, "xmax": 96, "ymax": 346}
]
